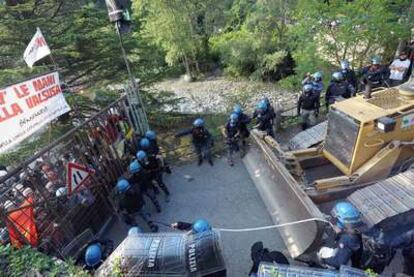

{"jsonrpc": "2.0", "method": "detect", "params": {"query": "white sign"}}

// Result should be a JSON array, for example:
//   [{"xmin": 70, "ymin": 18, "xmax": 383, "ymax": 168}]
[
  {"xmin": 401, "ymin": 113, "xmax": 414, "ymax": 129},
  {"xmin": 23, "ymin": 28, "xmax": 51, "ymax": 68},
  {"xmin": 67, "ymin": 162, "xmax": 95, "ymax": 195},
  {"xmin": 0, "ymin": 71, "xmax": 71, "ymax": 153}
]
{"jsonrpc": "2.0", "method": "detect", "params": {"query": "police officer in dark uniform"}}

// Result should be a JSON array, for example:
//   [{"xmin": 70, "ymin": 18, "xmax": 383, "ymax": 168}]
[
  {"xmin": 253, "ymin": 100, "xmax": 275, "ymax": 138},
  {"xmin": 136, "ymin": 150, "xmax": 170, "ymax": 202},
  {"xmin": 318, "ymin": 202, "xmax": 363, "ymax": 270},
  {"xmin": 127, "ymin": 160, "xmax": 161, "ymax": 213},
  {"xmin": 224, "ymin": 112, "xmax": 241, "ymax": 166},
  {"xmin": 144, "ymin": 130, "xmax": 172, "ymax": 174},
  {"xmin": 390, "ymin": 229, "xmax": 414, "ymax": 275},
  {"xmin": 233, "ymin": 104, "xmax": 251, "ymax": 146},
  {"xmin": 297, "ymin": 84, "xmax": 320, "ymax": 130},
  {"xmin": 176, "ymin": 118, "xmax": 214, "ymax": 166},
  {"xmin": 311, "ymin": 72, "xmax": 324, "ymax": 97},
  {"xmin": 325, "ymin": 72, "xmax": 356, "ymax": 109},
  {"xmin": 77, "ymin": 239, "xmax": 114, "ymax": 271},
  {"xmin": 249, "ymin": 241, "xmax": 289, "ymax": 277},
  {"xmin": 340, "ymin": 60, "xmax": 358, "ymax": 91},
  {"xmin": 360, "ymin": 57, "xmax": 389, "ymax": 92},
  {"xmin": 170, "ymin": 218, "xmax": 212, "ymax": 234},
  {"xmin": 116, "ymin": 179, "xmax": 158, "ymax": 232}
]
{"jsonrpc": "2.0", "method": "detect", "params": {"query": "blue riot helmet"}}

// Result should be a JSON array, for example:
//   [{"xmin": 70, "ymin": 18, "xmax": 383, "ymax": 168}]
[
  {"xmin": 230, "ymin": 112, "xmax": 239, "ymax": 122},
  {"xmin": 303, "ymin": 84, "xmax": 313, "ymax": 93},
  {"xmin": 128, "ymin": 226, "xmax": 143, "ymax": 236},
  {"xmin": 229, "ymin": 112, "xmax": 239, "ymax": 127},
  {"xmin": 145, "ymin": 130, "xmax": 157, "ymax": 141},
  {"xmin": 55, "ymin": 187, "xmax": 67, "ymax": 198},
  {"xmin": 332, "ymin": 71, "xmax": 343, "ymax": 82},
  {"xmin": 136, "ymin": 150, "xmax": 148, "ymax": 165},
  {"xmin": 257, "ymin": 100, "xmax": 267, "ymax": 111},
  {"xmin": 233, "ymin": 104, "xmax": 242, "ymax": 115},
  {"xmin": 371, "ymin": 56, "xmax": 381, "ymax": 65},
  {"xmin": 140, "ymin": 138, "xmax": 150, "ymax": 150},
  {"xmin": 193, "ymin": 118, "xmax": 205, "ymax": 128},
  {"xmin": 117, "ymin": 179, "xmax": 131, "ymax": 193},
  {"xmin": 313, "ymin": 72, "xmax": 323, "ymax": 81},
  {"xmin": 340, "ymin": 60, "xmax": 350, "ymax": 70},
  {"xmin": 85, "ymin": 243, "xmax": 102, "ymax": 267},
  {"xmin": 129, "ymin": 160, "xmax": 142, "ymax": 174},
  {"xmin": 192, "ymin": 219, "xmax": 212, "ymax": 233},
  {"xmin": 332, "ymin": 201, "xmax": 362, "ymax": 229}
]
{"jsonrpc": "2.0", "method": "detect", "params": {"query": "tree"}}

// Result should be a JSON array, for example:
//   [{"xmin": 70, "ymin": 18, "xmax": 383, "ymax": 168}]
[
  {"xmin": 292, "ymin": 0, "xmax": 409, "ymax": 75},
  {"xmin": 134, "ymin": 0, "xmax": 228, "ymax": 78},
  {"xmin": 0, "ymin": 0, "xmax": 166, "ymax": 88},
  {"xmin": 210, "ymin": 0, "xmax": 296, "ymax": 80}
]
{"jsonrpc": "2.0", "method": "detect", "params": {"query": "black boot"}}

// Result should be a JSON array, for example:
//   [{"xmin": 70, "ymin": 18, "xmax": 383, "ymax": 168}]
[
  {"xmin": 198, "ymin": 158, "xmax": 203, "ymax": 166},
  {"xmin": 208, "ymin": 159, "xmax": 214, "ymax": 166},
  {"xmin": 301, "ymin": 123, "xmax": 307, "ymax": 130},
  {"xmin": 149, "ymin": 222, "xmax": 159, "ymax": 232}
]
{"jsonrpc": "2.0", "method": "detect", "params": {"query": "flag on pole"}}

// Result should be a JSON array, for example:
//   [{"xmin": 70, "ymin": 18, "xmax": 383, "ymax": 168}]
[{"xmin": 23, "ymin": 27, "xmax": 51, "ymax": 68}]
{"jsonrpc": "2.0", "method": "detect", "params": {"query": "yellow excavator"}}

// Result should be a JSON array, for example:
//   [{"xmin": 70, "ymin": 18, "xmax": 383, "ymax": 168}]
[{"xmin": 244, "ymin": 79, "xmax": 414, "ymax": 260}]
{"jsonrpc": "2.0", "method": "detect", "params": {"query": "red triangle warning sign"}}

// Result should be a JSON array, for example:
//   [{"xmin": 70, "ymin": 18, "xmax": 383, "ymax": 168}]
[{"xmin": 67, "ymin": 162, "xmax": 95, "ymax": 195}]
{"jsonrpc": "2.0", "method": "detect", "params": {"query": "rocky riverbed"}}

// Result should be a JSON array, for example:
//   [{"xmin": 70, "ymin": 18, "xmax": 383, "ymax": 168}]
[{"xmin": 150, "ymin": 76, "xmax": 299, "ymax": 114}]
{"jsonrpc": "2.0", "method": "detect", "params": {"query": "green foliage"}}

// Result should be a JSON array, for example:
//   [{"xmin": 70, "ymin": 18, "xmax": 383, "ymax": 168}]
[
  {"xmin": 210, "ymin": 0, "xmax": 296, "ymax": 80},
  {"xmin": 365, "ymin": 268, "xmax": 378, "ymax": 277},
  {"xmin": 278, "ymin": 75, "xmax": 302, "ymax": 91},
  {"xmin": 210, "ymin": 28, "xmax": 258, "ymax": 77},
  {"xmin": 134, "ymin": 0, "xmax": 229, "ymax": 77},
  {"xmin": 0, "ymin": 0, "xmax": 166, "ymax": 88},
  {"xmin": 0, "ymin": 244, "xmax": 90, "ymax": 277},
  {"xmin": 292, "ymin": 0, "xmax": 409, "ymax": 70}
]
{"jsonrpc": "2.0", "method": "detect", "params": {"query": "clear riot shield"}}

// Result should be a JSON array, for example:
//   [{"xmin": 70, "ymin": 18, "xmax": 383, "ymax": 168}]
[
  {"xmin": 258, "ymin": 263, "xmax": 337, "ymax": 277},
  {"xmin": 95, "ymin": 230, "xmax": 226, "ymax": 276},
  {"xmin": 258, "ymin": 263, "xmax": 378, "ymax": 277}
]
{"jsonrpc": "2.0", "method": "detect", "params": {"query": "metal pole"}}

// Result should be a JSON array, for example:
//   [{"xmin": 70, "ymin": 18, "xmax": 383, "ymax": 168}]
[{"xmin": 115, "ymin": 22, "xmax": 149, "ymax": 134}]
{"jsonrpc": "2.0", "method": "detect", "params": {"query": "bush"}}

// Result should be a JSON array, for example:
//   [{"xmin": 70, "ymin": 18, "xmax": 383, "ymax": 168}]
[
  {"xmin": 210, "ymin": 29, "xmax": 258, "ymax": 77},
  {"xmin": 0, "ymin": 245, "xmax": 90, "ymax": 277},
  {"xmin": 278, "ymin": 75, "xmax": 302, "ymax": 91}
]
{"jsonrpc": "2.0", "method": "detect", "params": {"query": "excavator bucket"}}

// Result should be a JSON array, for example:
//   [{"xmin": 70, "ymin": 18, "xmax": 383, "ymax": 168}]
[{"xmin": 243, "ymin": 130, "xmax": 327, "ymax": 258}]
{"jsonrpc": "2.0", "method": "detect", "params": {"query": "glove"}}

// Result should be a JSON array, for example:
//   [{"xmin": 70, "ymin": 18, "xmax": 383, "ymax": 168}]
[{"xmin": 315, "ymin": 111, "xmax": 319, "ymax": 118}]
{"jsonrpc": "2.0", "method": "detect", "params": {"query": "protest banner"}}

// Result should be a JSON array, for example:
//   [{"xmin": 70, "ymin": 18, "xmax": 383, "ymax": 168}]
[{"xmin": 0, "ymin": 71, "xmax": 71, "ymax": 153}]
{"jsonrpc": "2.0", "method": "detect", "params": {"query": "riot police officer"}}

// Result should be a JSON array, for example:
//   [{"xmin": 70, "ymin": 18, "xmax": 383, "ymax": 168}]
[
  {"xmin": 136, "ymin": 150, "xmax": 170, "ymax": 201},
  {"xmin": 360, "ymin": 57, "xmax": 389, "ymax": 91},
  {"xmin": 117, "ymin": 179, "xmax": 158, "ymax": 232},
  {"xmin": 127, "ymin": 160, "xmax": 161, "ymax": 213},
  {"xmin": 253, "ymin": 100, "xmax": 275, "ymax": 137},
  {"xmin": 144, "ymin": 130, "xmax": 172, "ymax": 174},
  {"xmin": 340, "ymin": 60, "xmax": 358, "ymax": 91},
  {"xmin": 311, "ymin": 72, "xmax": 324, "ymax": 96},
  {"xmin": 176, "ymin": 118, "xmax": 214, "ymax": 166},
  {"xmin": 78, "ymin": 239, "xmax": 114, "ymax": 271},
  {"xmin": 224, "ymin": 112, "xmax": 241, "ymax": 166},
  {"xmin": 170, "ymin": 218, "xmax": 212, "ymax": 234},
  {"xmin": 325, "ymin": 72, "xmax": 355, "ymax": 109},
  {"xmin": 318, "ymin": 201, "xmax": 363, "ymax": 270},
  {"xmin": 297, "ymin": 84, "xmax": 320, "ymax": 130},
  {"xmin": 233, "ymin": 104, "xmax": 251, "ymax": 146}
]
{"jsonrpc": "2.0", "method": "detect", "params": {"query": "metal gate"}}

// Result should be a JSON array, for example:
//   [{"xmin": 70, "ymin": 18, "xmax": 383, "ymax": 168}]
[{"xmin": 0, "ymin": 95, "xmax": 143, "ymax": 258}]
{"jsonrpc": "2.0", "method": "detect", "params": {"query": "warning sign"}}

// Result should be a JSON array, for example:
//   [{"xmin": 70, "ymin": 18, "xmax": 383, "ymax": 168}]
[{"xmin": 67, "ymin": 162, "xmax": 95, "ymax": 195}]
